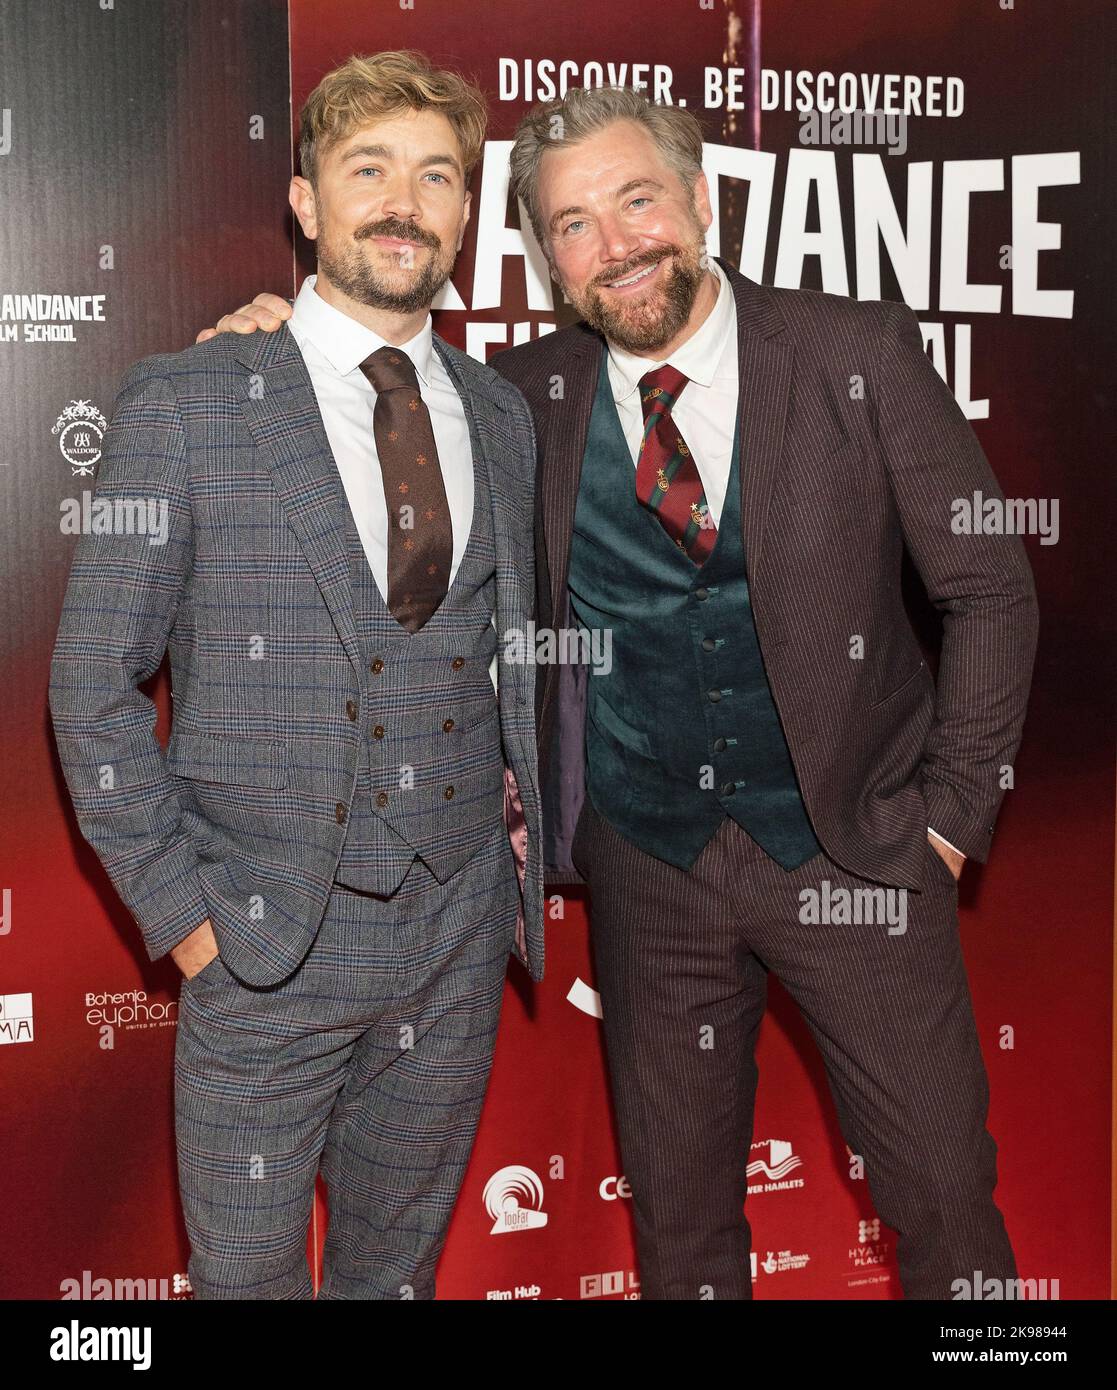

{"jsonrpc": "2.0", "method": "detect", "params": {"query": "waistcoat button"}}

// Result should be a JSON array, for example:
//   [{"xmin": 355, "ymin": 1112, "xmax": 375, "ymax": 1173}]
[
  {"xmin": 335, "ymin": 803, "xmax": 347, "ymax": 823},
  {"xmin": 345, "ymin": 699, "xmax": 358, "ymax": 720},
  {"xmin": 721, "ymin": 782, "xmax": 736, "ymax": 796},
  {"xmin": 695, "ymin": 587, "xmax": 709, "ymax": 601},
  {"xmin": 701, "ymin": 637, "xmax": 717, "ymax": 652},
  {"xmin": 373, "ymin": 725, "xmax": 385, "ymax": 739},
  {"xmin": 451, "ymin": 656, "xmax": 465, "ymax": 670},
  {"xmin": 713, "ymin": 736, "xmax": 727, "ymax": 752},
  {"xmin": 443, "ymin": 785, "xmax": 455, "ymax": 799},
  {"xmin": 371, "ymin": 658, "xmax": 384, "ymax": 674},
  {"xmin": 442, "ymin": 718, "xmax": 455, "ymax": 732},
  {"xmin": 375, "ymin": 792, "xmax": 389, "ymax": 807},
  {"xmin": 707, "ymin": 688, "xmax": 722, "ymax": 703}
]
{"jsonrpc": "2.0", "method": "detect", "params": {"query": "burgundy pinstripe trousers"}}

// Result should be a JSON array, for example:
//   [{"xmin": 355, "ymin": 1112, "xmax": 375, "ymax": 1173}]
[{"xmin": 572, "ymin": 796, "xmax": 1017, "ymax": 1300}]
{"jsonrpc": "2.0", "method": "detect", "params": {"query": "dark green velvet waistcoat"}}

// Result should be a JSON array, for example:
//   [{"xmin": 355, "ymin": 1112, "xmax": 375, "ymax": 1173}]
[{"xmin": 567, "ymin": 351, "xmax": 820, "ymax": 870}]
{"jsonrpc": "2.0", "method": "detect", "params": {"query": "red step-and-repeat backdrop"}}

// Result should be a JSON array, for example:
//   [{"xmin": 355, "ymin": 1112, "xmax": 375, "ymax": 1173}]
[{"xmin": 1, "ymin": 0, "xmax": 1112, "ymax": 1300}]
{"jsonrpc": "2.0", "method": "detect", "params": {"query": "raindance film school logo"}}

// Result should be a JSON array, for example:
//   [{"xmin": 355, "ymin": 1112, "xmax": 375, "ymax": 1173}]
[
  {"xmin": 747, "ymin": 1138, "xmax": 805, "ymax": 1194},
  {"xmin": 52, "ymin": 400, "xmax": 108, "ymax": 473},
  {"xmin": 0, "ymin": 290, "xmax": 106, "ymax": 343},
  {"xmin": 484, "ymin": 1165, "xmax": 549, "ymax": 1234}
]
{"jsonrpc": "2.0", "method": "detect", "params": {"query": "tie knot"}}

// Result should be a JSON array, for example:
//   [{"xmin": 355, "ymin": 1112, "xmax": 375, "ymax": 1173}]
[
  {"xmin": 638, "ymin": 364, "xmax": 688, "ymax": 416},
  {"xmin": 360, "ymin": 345, "xmax": 419, "ymax": 394}
]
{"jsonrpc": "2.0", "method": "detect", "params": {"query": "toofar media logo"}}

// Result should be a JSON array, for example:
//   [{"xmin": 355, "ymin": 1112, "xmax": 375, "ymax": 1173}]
[{"xmin": 484, "ymin": 1165, "xmax": 549, "ymax": 1235}]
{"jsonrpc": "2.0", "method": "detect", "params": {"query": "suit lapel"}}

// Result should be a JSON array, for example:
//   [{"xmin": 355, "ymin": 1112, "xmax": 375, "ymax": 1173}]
[
  {"xmin": 541, "ymin": 327, "xmax": 603, "ymax": 629},
  {"xmin": 432, "ymin": 333, "xmax": 528, "ymax": 708},
  {"xmin": 234, "ymin": 324, "xmax": 363, "ymax": 675},
  {"xmin": 723, "ymin": 260, "xmax": 793, "ymax": 589}
]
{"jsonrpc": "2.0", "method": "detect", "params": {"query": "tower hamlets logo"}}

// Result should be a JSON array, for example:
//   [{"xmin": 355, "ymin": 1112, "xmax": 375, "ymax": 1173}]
[
  {"xmin": 52, "ymin": 400, "xmax": 107, "ymax": 474},
  {"xmin": 747, "ymin": 1138, "xmax": 804, "ymax": 1183}
]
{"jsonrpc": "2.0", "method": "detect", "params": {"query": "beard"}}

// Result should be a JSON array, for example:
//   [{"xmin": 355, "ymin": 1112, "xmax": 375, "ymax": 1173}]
[
  {"xmin": 568, "ymin": 237, "xmax": 708, "ymax": 354},
  {"xmin": 316, "ymin": 212, "xmax": 454, "ymax": 314}
]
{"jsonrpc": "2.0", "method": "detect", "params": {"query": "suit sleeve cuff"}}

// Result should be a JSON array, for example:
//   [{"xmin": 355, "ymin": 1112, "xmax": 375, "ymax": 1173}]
[{"xmin": 928, "ymin": 826, "xmax": 966, "ymax": 858}]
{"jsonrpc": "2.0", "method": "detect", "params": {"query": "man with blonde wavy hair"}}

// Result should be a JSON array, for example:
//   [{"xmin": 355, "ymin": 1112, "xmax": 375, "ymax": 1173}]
[
  {"xmin": 51, "ymin": 50, "xmax": 543, "ymax": 1300},
  {"xmin": 201, "ymin": 79, "xmax": 1035, "ymax": 1302}
]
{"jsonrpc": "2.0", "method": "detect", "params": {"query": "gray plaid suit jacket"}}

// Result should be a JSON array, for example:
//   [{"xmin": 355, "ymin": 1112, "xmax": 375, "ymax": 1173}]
[{"xmin": 49, "ymin": 324, "xmax": 544, "ymax": 986}]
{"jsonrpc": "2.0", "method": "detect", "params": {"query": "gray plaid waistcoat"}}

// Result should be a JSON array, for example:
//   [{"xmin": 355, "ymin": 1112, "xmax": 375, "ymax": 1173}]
[{"xmin": 333, "ymin": 444, "xmax": 507, "ymax": 894}]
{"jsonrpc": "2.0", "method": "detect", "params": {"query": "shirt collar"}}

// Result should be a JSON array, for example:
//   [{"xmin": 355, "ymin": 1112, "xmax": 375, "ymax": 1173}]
[
  {"xmin": 606, "ymin": 258, "xmax": 735, "ymax": 404},
  {"xmin": 289, "ymin": 272, "xmax": 436, "ymax": 385}
]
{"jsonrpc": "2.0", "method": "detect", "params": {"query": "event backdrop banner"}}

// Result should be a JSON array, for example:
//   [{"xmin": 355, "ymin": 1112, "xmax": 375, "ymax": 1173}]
[{"xmin": 2, "ymin": 0, "xmax": 1112, "ymax": 1300}]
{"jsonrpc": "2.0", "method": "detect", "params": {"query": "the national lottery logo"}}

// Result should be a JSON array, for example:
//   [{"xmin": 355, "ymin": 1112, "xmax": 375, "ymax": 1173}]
[
  {"xmin": 52, "ymin": 400, "xmax": 107, "ymax": 474},
  {"xmin": 483, "ymin": 1164, "xmax": 549, "ymax": 1235}
]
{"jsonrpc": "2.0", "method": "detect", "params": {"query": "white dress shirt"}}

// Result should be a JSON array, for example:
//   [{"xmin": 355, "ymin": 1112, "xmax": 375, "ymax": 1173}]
[
  {"xmin": 605, "ymin": 261, "xmax": 962, "ymax": 861},
  {"xmin": 607, "ymin": 257, "xmax": 739, "ymax": 527},
  {"xmin": 288, "ymin": 273, "xmax": 497, "ymax": 692}
]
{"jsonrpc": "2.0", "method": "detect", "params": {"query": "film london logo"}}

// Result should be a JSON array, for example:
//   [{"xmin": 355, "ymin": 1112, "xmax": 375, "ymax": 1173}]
[
  {"xmin": 747, "ymin": 1138, "xmax": 805, "ymax": 1194},
  {"xmin": 0, "ymin": 992, "xmax": 33, "ymax": 1045},
  {"xmin": 579, "ymin": 1269, "xmax": 641, "ymax": 1300},
  {"xmin": 52, "ymin": 400, "xmax": 108, "ymax": 474},
  {"xmin": 484, "ymin": 1165, "xmax": 549, "ymax": 1235}
]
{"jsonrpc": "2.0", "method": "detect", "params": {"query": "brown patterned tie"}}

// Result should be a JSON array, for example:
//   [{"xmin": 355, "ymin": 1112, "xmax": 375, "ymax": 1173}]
[{"xmin": 359, "ymin": 345, "xmax": 452, "ymax": 633}]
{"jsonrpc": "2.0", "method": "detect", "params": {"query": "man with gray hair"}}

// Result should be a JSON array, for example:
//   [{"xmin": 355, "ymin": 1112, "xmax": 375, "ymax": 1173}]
[{"xmin": 203, "ymin": 82, "xmax": 1037, "ymax": 1301}]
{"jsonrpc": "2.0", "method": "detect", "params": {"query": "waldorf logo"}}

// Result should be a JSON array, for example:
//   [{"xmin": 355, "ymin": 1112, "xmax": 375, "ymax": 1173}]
[
  {"xmin": 52, "ymin": 400, "xmax": 108, "ymax": 474},
  {"xmin": 0, "ymin": 992, "xmax": 33, "ymax": 1044},
  {"xmin": 746, "ymin": 1138, "xmax": 805, "ymax": 1193},
  {"xmin": 484, "ymin": 1165, "xmax": 549, "ymax": 1235}
]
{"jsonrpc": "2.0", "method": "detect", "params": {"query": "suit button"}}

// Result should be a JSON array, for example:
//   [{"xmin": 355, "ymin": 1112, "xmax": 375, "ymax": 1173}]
[
  {"xmin": 442, "ymin": 718, "xmax": 455, "ymax": 732},
  {"xmin": 707, "ymin": 688, "xmax": 722, "ymax": 703},
  {"xmin": 713, "ymin": 737, "xmax": 727, "ymax": 752},
  {"xmin": 335, "ymin": 802, "xmax": 347, "ymax": 824},
  {"xmin": 695, "ymin": 587, "xmax": 709, "ymax": 601},
  {"xmin": 373, "ymin": 725, "xmax": 385, "ymax": 739},
  {"xmin": 346, "ymin": 699, "xmax": 358, "ymax": 721},
  {"xmin": 451, "ymin": 657, "xmax": 465, "ymax": 670},
  {"xmin": 721, "ymin": 782, "xmax": 736, "ymax": 796},
  {"xmin": 701, "ymin": 637, "xmax": 717, "ymax": 652},
  {"xmin": 443, "ymin": 785, "xmax": 455, "ymax": 799},
  {"xmin": 371, "ymin": 658, "xmax": 384, "ymax": 674},
  {"xmin": 375, "ymin": 792, "xmax": 389, "ymax": 807}
]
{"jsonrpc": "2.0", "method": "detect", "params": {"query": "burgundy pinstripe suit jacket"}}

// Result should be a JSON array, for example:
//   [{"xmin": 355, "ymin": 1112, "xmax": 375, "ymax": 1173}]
[{"xmin": 491, "ymin": 260, "xmax": 1038, "ymax": 890}]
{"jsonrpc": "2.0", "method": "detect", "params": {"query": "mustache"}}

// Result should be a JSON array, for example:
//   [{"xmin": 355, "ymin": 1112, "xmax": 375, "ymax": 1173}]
[
  {"xmin": 592, "ymin": 248, "xmax": 676, "ymax": 288},
  {"xmin": 355, "ymin": 217, "xmax": 442, "ymax": 251}
]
